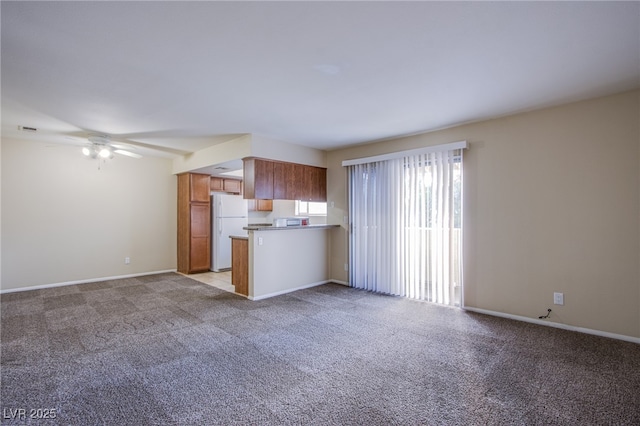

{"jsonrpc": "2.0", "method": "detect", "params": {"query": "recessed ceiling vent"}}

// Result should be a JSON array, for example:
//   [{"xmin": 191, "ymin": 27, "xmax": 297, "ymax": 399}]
[{"xmin": 18, "ymin": 125, "xmax": 37, "ymax": 132}]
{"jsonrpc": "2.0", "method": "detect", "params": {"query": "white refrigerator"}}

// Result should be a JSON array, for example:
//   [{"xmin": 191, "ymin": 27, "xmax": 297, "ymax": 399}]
[{"xmin": 211, "ymin": 194, "xmax": 248, "ymax": 272}]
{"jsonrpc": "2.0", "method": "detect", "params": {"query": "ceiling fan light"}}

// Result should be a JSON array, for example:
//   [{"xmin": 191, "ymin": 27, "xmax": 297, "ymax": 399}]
[
  {"xmin": 82, "ymin": 147, "xmax": 91, "ymax": 156},
  {"xmin": 98, "ymin": 147, "xmax": 112, "ymax": 158}
]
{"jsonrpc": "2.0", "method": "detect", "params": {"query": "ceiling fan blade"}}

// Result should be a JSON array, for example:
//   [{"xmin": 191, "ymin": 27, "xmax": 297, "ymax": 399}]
[
  {"xmin": 18, "ymin": 125, "xmax": 190, "ymax": 158},
  {"xmin": 114, "ymin": 149, "xmax": 142, "ymax": 159},
  {"xmin": 110, "ymin": 142, "xmax": 137, "ymax": 150}
]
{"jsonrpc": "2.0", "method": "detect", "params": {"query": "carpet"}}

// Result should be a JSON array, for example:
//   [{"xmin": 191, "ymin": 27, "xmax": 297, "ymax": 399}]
[{"xmin": 1, "ymin": 273, "xmax": 639, "ymax": 425}]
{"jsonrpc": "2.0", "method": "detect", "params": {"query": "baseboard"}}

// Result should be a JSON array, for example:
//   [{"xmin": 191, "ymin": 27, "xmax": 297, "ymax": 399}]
[
  {"xmin": 463, "ymin": 306, "xmax": 640, "ymax": 344},
  {"xmin": 330, "ymin": 280, "xmax": 349, "ymax": 286},
  {"xmin": 0, "ymin": 269, "xmax": 178, "ymax": 294},
  {"xmin": 249, "ymin": 280, "xmax": 331, "ymax": 301}
]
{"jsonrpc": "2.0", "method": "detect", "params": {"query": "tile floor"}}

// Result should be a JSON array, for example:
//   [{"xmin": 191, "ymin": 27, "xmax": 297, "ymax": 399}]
[{"xmin": 179, "ymin": 270, "xmax": 237, "ymax": 294}]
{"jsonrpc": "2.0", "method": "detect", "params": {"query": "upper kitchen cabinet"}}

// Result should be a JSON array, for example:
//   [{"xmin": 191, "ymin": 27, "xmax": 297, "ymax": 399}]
[
  {"xmin": 308, "ymin": 166, "xmax": 327, "ymax": 202},
  {"xmin": 210, "ymin": 177, "xmax": 224, "ymax": 192},
  {"xmin": 210, "ymin": 176, "xmax": 242, "ymax": 194},
  {"xmin": 190, "ymin": 173, "xmax": 211, "ymax": 202},
  {"xmin": 243, "ymin": 157, "xmax": 327, "ymax": 201},
  {"xmin": 243, "ymin": 158, "xmax": 274, "ymax": 199},
  {"xmin": 273, "ymin": 161, "xmax": 297, "ymax": 200},
  {"xmin": 223, "ymin": 178, "xmax": 242, "ymax": 194},
  {"xmin": 211, "ymin": 177, "xmax": 242, "ymax": 195},
  {"xmin": 247, "ymin": 199, "xmax": 273, "ymax": 212}
]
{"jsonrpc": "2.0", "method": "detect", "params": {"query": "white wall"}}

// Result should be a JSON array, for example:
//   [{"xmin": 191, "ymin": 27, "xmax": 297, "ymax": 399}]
[
  {"xmin": 327, "ymin": 90, "xmax": 640, "ymax": 339},
  {"xmin": 1, "ymin": 137, "xmax": 177, "ymax": 290}
]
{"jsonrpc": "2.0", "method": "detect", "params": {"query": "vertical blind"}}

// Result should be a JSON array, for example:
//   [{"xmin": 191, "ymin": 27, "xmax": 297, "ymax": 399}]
[{"xmin": 347, "ymin": 144, "xmax": 464, "ymax": 305}]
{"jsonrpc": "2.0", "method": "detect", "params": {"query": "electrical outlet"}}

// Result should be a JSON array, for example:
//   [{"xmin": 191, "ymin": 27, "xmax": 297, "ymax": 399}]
[
  {"xmin": 258, "ymin": 237, "xmax": 263, "ymax": 246},
  {"xmin": 344, "ymin": 263, "xmax": 348, "ymax": 271},
  {"xmin": 343, "ymin": 216, "xmax": 348, "ymax": 224},
  {"xmin": 553, "ymin": 292, "xmax": 564, "ymax": 305},
  {"xmin": 330, "ymin": 201, "xmax": 335, "ymax": 208},
  {"xmin": 125, "ymin": 257, "xmax": 130, "ymax": 265}
]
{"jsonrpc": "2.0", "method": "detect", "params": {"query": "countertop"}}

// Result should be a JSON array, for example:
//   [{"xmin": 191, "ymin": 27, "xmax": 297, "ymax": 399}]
[{"xmin": 244, "ymin": 224, "xmax": 340, "ymax": 231}]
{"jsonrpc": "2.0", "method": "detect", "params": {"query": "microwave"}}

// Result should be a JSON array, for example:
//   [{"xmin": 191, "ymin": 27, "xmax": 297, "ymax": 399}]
[{"xmin": 274, "ymin": 217, "xmax": 309, "ymax": 227}]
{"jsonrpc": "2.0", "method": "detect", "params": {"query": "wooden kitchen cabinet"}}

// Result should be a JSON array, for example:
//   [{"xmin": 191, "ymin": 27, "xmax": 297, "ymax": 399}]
[
  {"xmin": 308, "ymin": 166, "xmax": 327, "ymax": 202},
  {"xmin": 211, "ymin": 177, "xmax": 242, "ymax": 194},
  {"xmin": 190, "ymin": 173, "xmax": 211, "ymax": 202},
  {"xmin": 243, "ymin": 158, "xmax": 274, "ymax": 199},
  {"xmin": 273, "ymin": 161, "xmax": 297, "ymax": 200},
  {"xmin": 223, "ymin": 178, "xmax": 242, "ymax": 194},
  {"xmin": 231, "ymin": 237, "xmax": 249, "ymax": 296},
  {"xmin": 248, "ymin": 199, "xmax": 273, "ymax": 211},
  {"xmin": 257, "ymin": 199, "xmax": 273, "ymax": 211},
  {"xmin": 178, "ymin": 173, "xmax": 211, "ymax": 274},
  {"xmin": 188, "ymin": 203, "xmax": 211, "ymax": 271},
  {"xmin": 210, "ymin": 177, "xmax": 224, "ymax": 192},
  {"xmin": 243, "ymin": 157, "xmax": 326, "ymax": 201}
]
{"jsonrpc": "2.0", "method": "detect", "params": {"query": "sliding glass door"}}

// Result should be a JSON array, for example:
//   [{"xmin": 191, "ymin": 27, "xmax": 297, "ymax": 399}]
[{"xmin": 348, "ymin": 145, "xmax": 463, "ymax": 306}]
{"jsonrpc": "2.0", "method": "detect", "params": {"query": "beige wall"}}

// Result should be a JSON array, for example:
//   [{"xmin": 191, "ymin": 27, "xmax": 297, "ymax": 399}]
[
  {"xmin": 251, "ymin": 134, "xmax": 326, "ymax": 167},
  {"xmin": 248, "ymin": 228, "xmax": 331, "ymax": 300},
  {"xmin": 172, "ymin": 134, "xmax": 252, "ymax": 174},
  {"xmin": 172, "ymin": 133, "xmax": 326, "ymax": 175},
  {"xmin": 327, "ymin": 90, "xmax": 640, "ymax": 338},
  {"xmin": 1, "ymin": 137, "xmax": 177, "ymax": 290}
]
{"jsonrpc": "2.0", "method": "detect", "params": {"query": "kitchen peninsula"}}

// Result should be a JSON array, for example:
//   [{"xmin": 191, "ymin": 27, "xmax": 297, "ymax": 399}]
[{"xmin": 230, "ymin": 224, "xmax": 339, "ymax": 300}]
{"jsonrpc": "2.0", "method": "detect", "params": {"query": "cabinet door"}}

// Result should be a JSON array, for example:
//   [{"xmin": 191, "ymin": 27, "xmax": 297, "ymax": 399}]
[
  {"xmin": 190, "ymin": 174, "xmax": 211, "ymax": 202},
  {"xmin": 210, "ymin": 177, "xmax": 224, "ymax": 192},
  {"xmin": 231, "ymin": 238, "xmax": 249, "ymax": 296},
  {"xmin": 190, "ymin": 235, "xmax": 210, "ymax": 272},
  {"xmin": 310, "ymin": 167, "xmax": 327, "ymax": 201},
  {"xmin": 243, "ymin": 158, "xmax": 274, "ymax": 199},
  {"xmin": 189, "ymin": 203, "xmax": 210, "ymax": 271},
  {"xmin": 291, "ymin": 163, "xmax": 310, "ymax": 200},
  {"xmin": 257, "ymin": 199, "xmax": 273, "ymax": 211},
  {"xmin": 273, "ymin": 162, "xmax": 287, "ymax": 199},
  {"xmin": 247, "ymin": 199, "xmax": 273, "ymax": 211},
  {"xmin": 223, "ymin": 179, "xmax": 242, "ymax": 194},
  {"xmin": 254, "ymin": 159, "xmax": 274, "ymax": 199},
  {"xmin": 274, "ymin": 162, "xmax": 297, "ymax": 200}
]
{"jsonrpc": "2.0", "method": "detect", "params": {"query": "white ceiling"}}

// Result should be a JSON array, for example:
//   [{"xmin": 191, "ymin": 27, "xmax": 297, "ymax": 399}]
[{"xmin": 2, "ymin": 1, "xmax": 639, "ymax": 158}]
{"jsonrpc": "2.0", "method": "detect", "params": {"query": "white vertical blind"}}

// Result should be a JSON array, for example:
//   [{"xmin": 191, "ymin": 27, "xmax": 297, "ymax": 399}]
[{"xmin": 348, "ymin": 145, "xmax": 463, "ymax": 305}]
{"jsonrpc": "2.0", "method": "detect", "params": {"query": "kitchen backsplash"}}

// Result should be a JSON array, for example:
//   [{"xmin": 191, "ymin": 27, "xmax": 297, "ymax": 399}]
[{"xmin": 248, "ymin": 200, "xmax": 327, "ymax": 225}]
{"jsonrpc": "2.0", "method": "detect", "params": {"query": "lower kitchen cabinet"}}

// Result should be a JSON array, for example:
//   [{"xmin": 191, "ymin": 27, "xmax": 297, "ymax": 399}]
[{"xmin": 231, "ymin": 237, "xmax": 248, "ymax": 296}]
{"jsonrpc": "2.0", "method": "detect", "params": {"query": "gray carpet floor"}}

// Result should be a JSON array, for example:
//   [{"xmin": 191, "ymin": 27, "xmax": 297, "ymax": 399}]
[{"xmin": 1, "ymin": 273, "xmax": 639, "ymax": 425}]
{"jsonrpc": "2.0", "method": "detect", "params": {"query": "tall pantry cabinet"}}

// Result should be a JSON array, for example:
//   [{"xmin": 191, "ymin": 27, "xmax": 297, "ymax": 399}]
[{"xmin": 177, "ymin": 173, "xmax": 211, "ymax": 273}]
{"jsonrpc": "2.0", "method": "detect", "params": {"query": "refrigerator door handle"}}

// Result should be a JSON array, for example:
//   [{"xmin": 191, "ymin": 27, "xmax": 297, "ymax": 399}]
[{"xmin": 218, "ymin": 218, "xmax": 223, "ymax": 235}]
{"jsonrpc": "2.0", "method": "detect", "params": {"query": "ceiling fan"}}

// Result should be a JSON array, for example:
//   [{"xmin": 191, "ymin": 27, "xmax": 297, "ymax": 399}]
[
  {"xmin": 83, "ymin": 134, "xmax": 142, "ymax": 159},
  {"xmin": 16, "ymin": 123, "xmax": 195, "ymax": 159}
]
